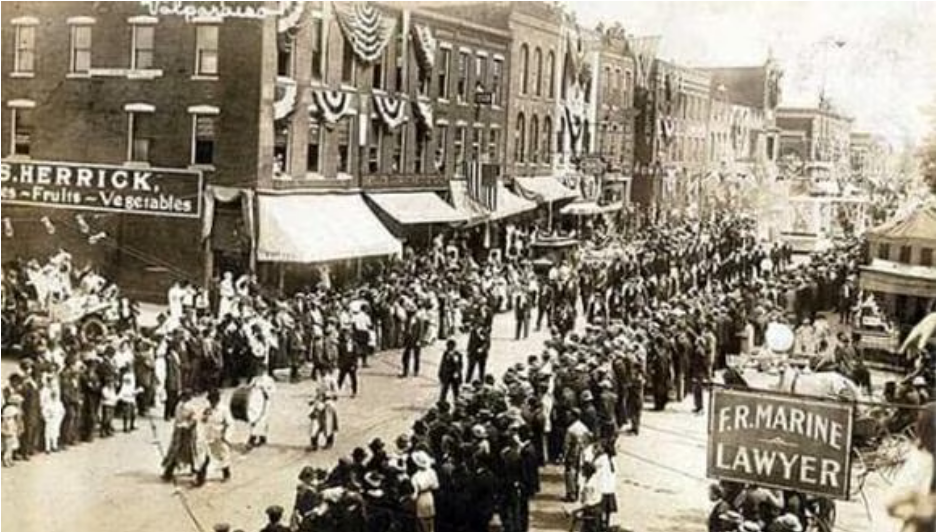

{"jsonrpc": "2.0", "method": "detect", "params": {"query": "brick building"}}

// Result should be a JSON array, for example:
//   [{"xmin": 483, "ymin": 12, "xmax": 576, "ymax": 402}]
[
  {"xmin": 776, "ymin": 103, "xmax": 853, "ymax": 181},
  {"xmin": 1, "ymin": 1, "xmax": 272, "ymax": 298},
  {"xmin": 849, "ymin": 131, "xmax": 890, "ymax": 185}
]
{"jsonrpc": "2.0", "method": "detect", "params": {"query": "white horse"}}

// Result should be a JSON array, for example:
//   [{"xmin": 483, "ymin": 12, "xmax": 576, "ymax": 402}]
[{"xmin": 774, "ymin": 365, "xmax": 864, "ymax": 404}]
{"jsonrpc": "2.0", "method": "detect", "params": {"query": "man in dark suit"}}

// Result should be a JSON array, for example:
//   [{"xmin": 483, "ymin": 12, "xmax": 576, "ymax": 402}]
[{"xmin": 438, "ymin": 339, "xmax": 464, "ymax": 404}]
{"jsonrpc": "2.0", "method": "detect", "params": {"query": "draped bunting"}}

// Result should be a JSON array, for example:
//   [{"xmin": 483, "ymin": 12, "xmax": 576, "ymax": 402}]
[
  {"xmin": 373, "ymin": 93, "xmax": 408, "ymax": 130},
  {"xmin": 335, "ymin": 3, "xmax": 397, "ymax": 64},
  {"xmin": 413, "ymin": 97, "xmax": 434, "ymax": 137},
  {"xmin": 274, "ymin": 76, "xmax": 297, "ymax": 121},
  {"xmin": 565, "ymin": 105, "xmax": 583, "ymax": 144},
  {"xmin": 311, "ymin": 89, "xmax": 356, "ymax": 126},
  {"xmin": 411, "ymin": 24, "xmax": 437, "ymax": 78}
]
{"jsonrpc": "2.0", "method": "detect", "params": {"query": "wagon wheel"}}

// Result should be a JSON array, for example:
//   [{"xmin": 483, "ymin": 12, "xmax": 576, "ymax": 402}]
[
  {"xmin": 79, "ymin": 315, "xmax": 109, "ymax": 344},
  {"xmin": 849, "ymin": 448, "xmax": 869, "ymax": 498},
  {"xmin": 807, "ymin": 496, "xmax": 837, "ymax": 532}
]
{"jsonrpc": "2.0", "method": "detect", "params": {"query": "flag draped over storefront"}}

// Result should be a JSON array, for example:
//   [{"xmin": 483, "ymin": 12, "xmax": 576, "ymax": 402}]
[
  {"xmin": 335, "ymin": 2, "xmax": 396, "ymax": 64},
  {"xmin": 373, "ymin": 93, "xmax": 408, "ymax": 130},
  {"xmin": 411, "ymin": 24, "xmax": 437, "ymax": 78},
  {"xmin": 274, "ymin": 76, "xmax": 297, "ymax": 121},
  {"xmin": 565, "ymin": 105, "xmax": 584, "ymax": 145},
  {"xmin": 413, "ymin": 97, "xmax": 434, "ymax": 137},
  {"xmin": 311, "ymin": 89, "xmax": 356, "ymax": 126},
  {"xmin": 628, "ymin": 35, "xmax": 660, "ymax": 89}
]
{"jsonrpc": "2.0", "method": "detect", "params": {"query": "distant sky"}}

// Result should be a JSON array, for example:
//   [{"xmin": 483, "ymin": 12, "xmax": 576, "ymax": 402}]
[{"xmin": 571, "ymin": 1, "xmax": 936, "ymax": 147}]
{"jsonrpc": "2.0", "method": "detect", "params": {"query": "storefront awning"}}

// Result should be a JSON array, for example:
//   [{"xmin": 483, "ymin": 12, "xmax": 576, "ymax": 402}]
[
  {"xmin": 859, "ymin": 259, "xmax": 936, "ymax": 298},
  {"xmin": 257, "ymin": 194, "xmax": 401, "ymax": 263},
  {"xmin": 366, "ymin": 192, "xmax": 467, "ymax": 225},
  {"xmin": 489, "ymin": 183, "xmax": 537, "ymax": 221},
  {"xmin": 560, "ymin": 201, "xmax": 624, "ymax": 216},
  {"xmin": 513, "ymin": 176, "xmax": 579, "ymax": 204},
  {"xmin": 449, "ymin": 180, "xmax": 489, "ymax": 225}
]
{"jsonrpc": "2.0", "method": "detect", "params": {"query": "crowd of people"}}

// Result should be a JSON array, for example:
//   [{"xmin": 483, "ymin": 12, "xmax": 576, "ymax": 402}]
[{"xmin": 3, "ymin": 206, "xmax": 919, "ymax": 532}]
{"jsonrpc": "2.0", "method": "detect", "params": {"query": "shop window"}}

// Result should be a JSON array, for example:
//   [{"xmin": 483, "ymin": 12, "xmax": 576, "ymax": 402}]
[
  {"xmin": 277, "ymin": 35, "xmax": 293, "ymax": 77},
  {"xmin": 456, "ymin": 51, "xmax": 470, "ymax": 103},
  {"xmin": 195, "ymin": 25, "xmax": 219, "ymax": 76},
  {"xmin": 10, "ymin": 108, "xmax": 33, "ymax": 156},
  {"xmin": 306, "ymin": 122, "xmax": 322, "ymax": 174},
  {"xmin": 309, "ymin": 15, "xmax": 324, "ymax": 81},
  {"xmin": 131, "ymin": 24, "xmax": 154, "ymax": 70},
  {"xmin": 13, "ymin": 24, "xmax": 36, "ymax": 74},
  {"xmin": 454, "ymin": 126, "xmax": 466, "ymax": 176},
  {"xmin": 127, "ymin": 112, "xmax": 153, "ymax": 163},
  {"xmin": 192, "ymin": 114, "xmax": 216, "ymax": 165},
  {"xmin": 70, "ymin": 25, "xmax": 93, "ymax": 73},
  {"xmin": 337, "ymin": 121, "xmax": 352, "ymax": 174},
  {"xmin": 437, "ymin": 48, "xmax": 451, "ymax": 99}
]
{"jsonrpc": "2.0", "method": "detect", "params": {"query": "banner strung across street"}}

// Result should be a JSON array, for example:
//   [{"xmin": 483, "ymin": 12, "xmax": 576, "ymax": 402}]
[
  {"xmin": 1, "ymin": 160, "xmax": 203, "ymax": 218},
  {"xmin": 707, "ymin": 388, "xmax": 854, "ymax": 499}
]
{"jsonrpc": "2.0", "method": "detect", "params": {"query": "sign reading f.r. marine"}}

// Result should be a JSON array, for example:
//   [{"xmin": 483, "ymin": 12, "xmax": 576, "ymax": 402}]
[
  {"xmin": 1, "ymin": 160, "xmax": 203, "ymax": 218},
  {"xmin": 707, "ymin": 388, "xmax": 854, "ymax": 499}
]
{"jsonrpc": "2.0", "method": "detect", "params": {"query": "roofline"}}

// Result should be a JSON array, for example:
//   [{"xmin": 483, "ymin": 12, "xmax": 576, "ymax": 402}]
[{"xmin": 409, "ymin": 6, "xmax": 513, "ymax": 39}]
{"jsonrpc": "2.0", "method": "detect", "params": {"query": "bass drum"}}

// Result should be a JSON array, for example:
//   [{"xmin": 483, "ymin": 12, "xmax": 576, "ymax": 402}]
[
  {"xmin": 79, "ymin": 315, "xmax": 109, "ymax": 344},
  {"xmin": 230, "ymin": 386, "xmax": 266, "ymax": 423}
]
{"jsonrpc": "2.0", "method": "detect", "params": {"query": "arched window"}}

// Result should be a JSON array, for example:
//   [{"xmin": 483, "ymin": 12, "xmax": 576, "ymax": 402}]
[
  {"xmin": 604, "ymin": 67, "xmax": 612, "ymax": 99},
  {"xmin": 520, "ymin": 44, "xmax": 529, "ymax": 95},
  {"xmin": 546, "ymin": 51, "xmax": 556, "ymax": 98},
  {"xmin": 516, "ymin": 112, "xmax": 526, "ymax": 162},
  {"xmin": 530, "ymin": 115, "xmax": 539, "ymax": 163},
  {"xmin": 561, "ymin": 55, "xmax": 569, "ymax": 99},
  {"xmin": 543, "ymin": 116, "xmax": 553, "ymax": 164},
  {"xmin": 534, "ymin": 47, "xmax": 543, "ymax": 96},
  {"xmin": 557, "ymin": 116, "xmax": 566, "ymax": 162}
]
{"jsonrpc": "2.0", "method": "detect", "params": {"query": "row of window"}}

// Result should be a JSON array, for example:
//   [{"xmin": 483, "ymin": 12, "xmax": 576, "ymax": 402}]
[
  {"xmin": 518, "ymin": 44, "xmax": 556, "ymax": 99},
  {"xmin": 8, "ymin": 104, "xmax": 218, "ymax": 166},
  {"xmin": 274, "ymin": 118, "xmax": 502, "ymax": 179},
  {"xmin": 877, "ymin": 244, "xmax": 934, "ymax": 267},
  {"xmin": 602, "ymin": 66, "xmax": 633, "ymax": 105},
  {"xmin": 513, "ymin": 112, "xmax": 556, "ymax": 165},
  {"xmin": 11, "ymin": 18, "xmax": 219, "ymax": 77},
  {"xmin": 433, "ymin": 48, "xmax": 505, "ymax": 106}
]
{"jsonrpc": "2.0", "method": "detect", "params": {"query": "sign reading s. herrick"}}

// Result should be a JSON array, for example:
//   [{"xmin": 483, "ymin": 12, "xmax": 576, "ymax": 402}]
[
  {"xmin": 1, "ymin": 160, "xmax": 202, "ymax": 219},
  {"xmin": 707, "ymin": 388, "xmax": 854, "ymax": 499}
]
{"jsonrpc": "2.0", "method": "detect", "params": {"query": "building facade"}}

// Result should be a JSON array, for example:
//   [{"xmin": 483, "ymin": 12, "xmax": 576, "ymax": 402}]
[
  {"xmin": 776, "ymin": 103, "xmax": 853, "ymax": 181},
  {"xmin": 1, "ymin": 1, "xmax": 272, "ymax": 298},
  {"xmin": 593, "ymin": 23, "xmax": 636, "ymax": 202},
  {"xmin": 849, "ymin": 131, "xmax": 890, "ymax": 185}
]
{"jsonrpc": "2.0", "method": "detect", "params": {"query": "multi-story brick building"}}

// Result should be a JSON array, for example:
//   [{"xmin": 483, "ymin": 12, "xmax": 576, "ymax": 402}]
[
  {"xmin": 632, "ymin": 56, "xmax": 710, "ymax": 212},
  {"xmin": 593, "ymin": 23, "xmax": 636, "ymax": 202},
  {"xmin": 703, "ymin": 61, "xmax": 782, "ymax": 174},
  {"xmin": 776, "ymin": 102, "xmax": 853, "ymax": 181},
  {"xmin": 1, "ymin": 1, "xmax": 273, "ymax": 298},
  {"xmin": 1, "ymin": 1, "xmax": 521, "ymax": 297}
]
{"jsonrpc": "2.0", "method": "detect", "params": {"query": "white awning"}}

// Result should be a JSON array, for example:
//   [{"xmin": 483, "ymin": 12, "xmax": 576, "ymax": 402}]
[
  {"xmin": 257, "ymin": 194, "xmax": 401, "ymax": 263},
  {"xmin": 449, "ymin": 180, "xmax": 490, "ymax": 224},
  {"xmin": 560, "ymin": 201, "xmax": 624, "ymax": 216},
  {"xmin": 513, "ymin": 176, "xmax": 579, "ymax": 203},
  {"xmin": 490, "ymin": 182, "xmax": 537, "ymax": 221},
  {"xmin": 367, "ymin": 192, "xmax": 467, "ymax": 225}
]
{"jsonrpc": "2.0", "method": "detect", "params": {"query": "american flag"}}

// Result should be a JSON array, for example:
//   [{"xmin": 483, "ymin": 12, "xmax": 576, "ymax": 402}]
[{"xmin": 466, "ymin": 161, "xmax": 499, "ymax": 211}]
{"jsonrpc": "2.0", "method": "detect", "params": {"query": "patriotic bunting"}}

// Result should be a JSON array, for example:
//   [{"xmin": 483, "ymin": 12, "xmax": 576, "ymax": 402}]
[
  {"xmin": 660, "ymin": 116, "xmax": 676, "ymax": 145},
  {"xmin": 274, "ymin": 76, "xmax": 297, "ymax": 121},
  {"xmin": 335, "ymin": 3, "xmax": 397, "ymax": 64},
  {"xmin": 411, "ymin": 24, "xmax": 437, "ymax": 78},
  {"xmin": 311, "ymin": 89, "xmax": 357, "ymax": 126},
  {"xmin": 413, "ymin": 97, "xmax": 434, "ymax": 137},
  {"xmin": 373, "ymin": 93, "xmax": 408, "ymax": 130},
  {"xmin": 565, "ymin": 105, "xmax": 584, "ymax": 144}
]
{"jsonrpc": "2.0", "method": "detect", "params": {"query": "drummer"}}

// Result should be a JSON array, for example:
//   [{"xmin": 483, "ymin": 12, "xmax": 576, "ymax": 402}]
[{"xmin": 247, "ymin": 364, "xmax": 275, "ymax": 449}]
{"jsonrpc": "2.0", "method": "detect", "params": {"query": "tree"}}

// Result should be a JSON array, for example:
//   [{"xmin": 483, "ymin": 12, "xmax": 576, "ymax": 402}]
[{"xmin": 920, "ymin": 96, "xmax": 936, "ymax": 193}]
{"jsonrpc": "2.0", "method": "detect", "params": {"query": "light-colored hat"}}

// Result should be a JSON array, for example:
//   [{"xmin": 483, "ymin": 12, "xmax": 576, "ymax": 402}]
[{"xmin": 411, "ymin": 450, "xmax": 434, "ymax": 470}]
